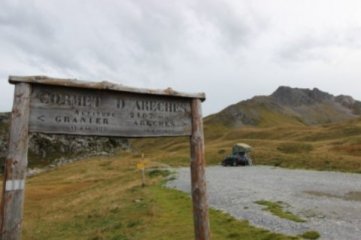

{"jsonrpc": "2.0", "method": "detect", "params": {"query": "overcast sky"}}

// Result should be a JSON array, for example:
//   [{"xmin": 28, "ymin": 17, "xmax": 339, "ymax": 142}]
[{"xmin": 1, "ymin": 0, "xmax": 361, "ymax": 116}]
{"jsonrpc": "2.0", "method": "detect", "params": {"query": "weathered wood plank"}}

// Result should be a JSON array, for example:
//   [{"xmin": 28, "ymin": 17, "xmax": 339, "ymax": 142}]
[
  {"xmin": 0, "ymin": 83, "xmax": 31, "ymax": 240},
  {"xmin": 190, "ymin": 99, "xmax": 211, "ymax": 240},
  {"xmin": 29, "ymin": 85, "xmax": 192, "ymax": 137},
  {"xmin": 9, "ymin": 76, "xmax": 206, "ymax": 101},
  {"xmin": 3, "ymin": 77, "xmax": 209, "ymax": 240}
]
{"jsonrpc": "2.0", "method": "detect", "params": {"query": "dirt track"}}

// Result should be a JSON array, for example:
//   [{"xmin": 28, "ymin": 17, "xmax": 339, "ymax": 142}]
[{"xmin": 167, "ymin": 166, "xmax": 361, "ymax": 240}]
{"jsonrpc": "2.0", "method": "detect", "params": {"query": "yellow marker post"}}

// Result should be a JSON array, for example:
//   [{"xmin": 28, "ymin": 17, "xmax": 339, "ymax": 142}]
[{"xmin": 136, "ymin": 162, "xmax": 145, "ymax": 170}]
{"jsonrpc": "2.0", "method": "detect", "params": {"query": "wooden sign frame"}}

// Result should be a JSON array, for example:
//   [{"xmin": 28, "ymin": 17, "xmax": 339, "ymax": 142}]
[{"xmin": 0, "ymin": 76, "xmax": 210, "ymax": 240}]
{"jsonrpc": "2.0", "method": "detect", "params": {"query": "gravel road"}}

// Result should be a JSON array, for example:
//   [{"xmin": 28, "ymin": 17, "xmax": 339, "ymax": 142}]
[{"xmin": 167, "ymin": 166, "xmax": 361, "ymax": 240}]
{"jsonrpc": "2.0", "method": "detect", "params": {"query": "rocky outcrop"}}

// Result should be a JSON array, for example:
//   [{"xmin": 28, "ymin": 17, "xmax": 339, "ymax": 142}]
[
  {"xmin": 335, "ymin": 95, "xmax": 356, "ymax": 108},
  {"xmin": 335, "ymin": 95, "xmax": 361, "ymax": 115},
  {"xmin": 0, "ymin": 112, "xmax": 129, "ymax": 169},
  {"xmin": 271, "ymin": 86, "xmax": 334, "ymax": 106}
]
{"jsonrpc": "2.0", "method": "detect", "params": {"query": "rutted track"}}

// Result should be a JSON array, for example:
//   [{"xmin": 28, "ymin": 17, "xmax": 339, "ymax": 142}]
[{"xmin": 167, "ymin": 166, "xmax": 361, "ymax": 240}]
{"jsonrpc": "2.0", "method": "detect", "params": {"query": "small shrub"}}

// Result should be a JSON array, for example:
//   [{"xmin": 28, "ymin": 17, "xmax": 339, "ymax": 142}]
[
  {"xmin": 147, "ymin": 169, "xmax": 171, "ymax": 178},
  {"xmin": 227, "ymin": 232, "xmax": 241, "ymax": 238},
  {"xmin": 218, "ymin": 149, "xmax": 226, "ymax": 154},
  {"xmin": 127, "ymin": 220, "xmax": 142, "ymax": 228},
  {"xmin": 99, "ymin": 161, "xmax": 112, "ymax": 167},
  {"xmin": 110, "ymin": 235, "xmax": 128, "ymax": 240},
  {"xmin": 299, "ymin": 231, "xmax": 320, "ymax": 239}
]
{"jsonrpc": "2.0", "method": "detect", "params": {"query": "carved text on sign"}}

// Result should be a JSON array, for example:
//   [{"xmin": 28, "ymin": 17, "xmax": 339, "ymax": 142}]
[{"xmin": 29, "ymin": 85, "xmax": 192, "ymax": 137}]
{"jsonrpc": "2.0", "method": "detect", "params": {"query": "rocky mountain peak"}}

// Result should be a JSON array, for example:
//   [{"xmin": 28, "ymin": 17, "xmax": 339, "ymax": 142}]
[
  {"xmin": 207, "ymin": 85, "xmax": 361, "ymax": 127},
  {"xmin": 335, "ymin": 95, "xmax": 356, "ymax": 107},
  {"xmin": 271, "ymin": 86, "xmax": 333, "ymax": 106}
]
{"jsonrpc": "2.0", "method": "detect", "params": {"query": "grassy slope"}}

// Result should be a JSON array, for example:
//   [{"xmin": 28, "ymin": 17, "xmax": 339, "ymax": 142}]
[
  {"xmin": 205, "ymin": 99, "xmax": 305, "ymax": 128},
  {"xmin": 0, "ymin": 154, "xmax": 299, "ymax": 240},
  {"xmin": 131, "ymin": 117, "xmax": 361, "ymax": 173}
]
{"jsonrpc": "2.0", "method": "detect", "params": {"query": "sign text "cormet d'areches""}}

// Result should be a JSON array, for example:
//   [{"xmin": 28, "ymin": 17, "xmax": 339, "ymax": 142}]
[{"xmin": 29, "ymin": 85, "xmax": 192, "ymax": 137}]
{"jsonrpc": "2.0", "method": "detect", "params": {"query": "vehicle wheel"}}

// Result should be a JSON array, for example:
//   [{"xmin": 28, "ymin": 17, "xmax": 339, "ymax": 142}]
[{"xmin": 232, "ymin": 160, "xmax": 237, "ymax": 166}]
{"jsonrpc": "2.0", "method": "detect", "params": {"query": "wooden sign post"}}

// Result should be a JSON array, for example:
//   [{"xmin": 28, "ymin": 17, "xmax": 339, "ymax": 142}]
[{"xmin": 0, "ymin": 76, "xmax": 210, "ymax": 240}]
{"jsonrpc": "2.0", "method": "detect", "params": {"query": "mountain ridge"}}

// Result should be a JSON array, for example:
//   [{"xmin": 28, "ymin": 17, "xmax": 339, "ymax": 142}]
[{"xmin": 206, "ymin": 86, "xmax": 361, "ymax": 127}]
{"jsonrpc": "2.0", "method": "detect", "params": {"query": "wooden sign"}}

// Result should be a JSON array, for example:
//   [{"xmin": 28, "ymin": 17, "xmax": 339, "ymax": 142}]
[
  {"xmin": 1, "ymin": 76, "xmax": 210, "ymax": 240},
  {"xmin": 29, "ymin": 85, "xmax": 192, "ymax": 137}
]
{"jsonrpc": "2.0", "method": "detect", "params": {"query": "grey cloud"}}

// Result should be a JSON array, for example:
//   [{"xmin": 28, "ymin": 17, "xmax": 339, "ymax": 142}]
[
  {"xmin": 190, "ymin": 0, "xmax": 257, "ymax": 51},
  {"xmin": 0, "ymin": 1, "xmax": 54, "ymax": 37},
  {"xmin": 278, "ymin": 36, "xmax": 330, "ymax": 62},
  {"xmin": 0, "ymin": 0, "xmax": 261, "ymax": 82},
  {"xmin": 85, "ymin": 0, "xmax": 259, "ymax": 65},
  {"xmin": 342, "ymin": 27, "xmax": 361, "ymax": 48},
  {"xmin": 0, "ymin": 1, "xmax": 83, "ymax": 73},
  {"xmin": 277, "ymin": 28, "xmax": 361, "ymax": 62}
]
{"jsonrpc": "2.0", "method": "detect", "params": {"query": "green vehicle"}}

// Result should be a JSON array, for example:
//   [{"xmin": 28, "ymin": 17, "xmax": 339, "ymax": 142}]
[{"xmin": 221, "ymin": 143, "xmax": 253, "ymax": 166}]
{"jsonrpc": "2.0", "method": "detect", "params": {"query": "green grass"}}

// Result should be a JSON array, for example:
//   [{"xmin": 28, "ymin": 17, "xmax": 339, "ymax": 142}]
[
  {"xmin": 255, "ymin": 200, "xmax": 306, "ymax": 223},
  {"xmin": 0, "ymin": 154, "xmax": 302, "ymax": 239},
  {"xmin": 299, "ymin": 231, "xmax": 320, "ymax": 239},
  {"xmin": 144, "ymin": 187, "xmax": 299, "ymax": 240}
]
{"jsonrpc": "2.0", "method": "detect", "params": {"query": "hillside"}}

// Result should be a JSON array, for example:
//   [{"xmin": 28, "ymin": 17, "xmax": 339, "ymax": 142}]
[
  {"xmin": 132, "ymin": 87, "xmax": 361, "ymax": 173},
  {"xmin": 1, "ymin": 86, "xmax": 360, "ymax": 173},
  {"xmin": 131, "ymin": 117, "xmax": 361, "ymax": 173},
  {"xmin": 205, "ymin": 86, "xmax": 361, "ymax": 127}
]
